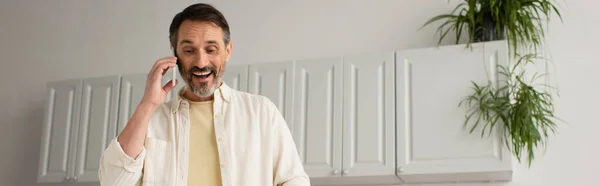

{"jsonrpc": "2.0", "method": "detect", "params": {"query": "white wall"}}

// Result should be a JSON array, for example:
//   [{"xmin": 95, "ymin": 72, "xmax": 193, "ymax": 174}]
[{"xmin": 0, "ymin": 0, "xmax": 597, "ymax": 186}]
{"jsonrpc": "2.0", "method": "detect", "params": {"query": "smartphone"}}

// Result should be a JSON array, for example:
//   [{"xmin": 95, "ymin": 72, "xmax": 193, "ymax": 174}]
[
  {"xmin": 172, "ymin": 65, "xmax": 177, "ymax": 87},
  {"xmin": 171, "ymin": 47, "xmax": 178, "ymax": 87}
]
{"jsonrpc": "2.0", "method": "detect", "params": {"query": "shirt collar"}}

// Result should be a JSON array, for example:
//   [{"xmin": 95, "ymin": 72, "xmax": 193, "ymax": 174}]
[{"xmin": 170, "ymin": 82, "xmax": 232, "ymax": 113}]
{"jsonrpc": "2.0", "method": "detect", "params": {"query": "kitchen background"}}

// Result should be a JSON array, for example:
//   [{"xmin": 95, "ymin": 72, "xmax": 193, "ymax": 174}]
[{"xmin": 0, "ymin": 0, "xmax": 598, "ymax": 186}]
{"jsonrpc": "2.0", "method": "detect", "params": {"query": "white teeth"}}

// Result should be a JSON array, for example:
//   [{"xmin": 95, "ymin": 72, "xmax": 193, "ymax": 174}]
[{"xmin": 193, "ymin": 71, "xmax": 211, "ymax": 76}]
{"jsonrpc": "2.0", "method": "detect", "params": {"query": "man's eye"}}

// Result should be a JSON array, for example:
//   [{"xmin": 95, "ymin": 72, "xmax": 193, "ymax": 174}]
[
  {"xmin": 207, "ymin": 49, "xmax": 216, "ymax": 53},
  {"xmin": 184, "ymin": 50, "xmax": 193, "ymax": 54}
]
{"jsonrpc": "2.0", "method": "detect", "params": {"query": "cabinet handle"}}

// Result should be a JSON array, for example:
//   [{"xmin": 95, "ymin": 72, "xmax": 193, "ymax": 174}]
[
  {"xmin": 332, "ymin": 169, "xmax": 340, "ymax": 175},
  {"xmin": 342, "ymin": 169, "xmax": 349, "ymax": 175},
  {"xmin": 397, "ymin": 167, "xmax": 405, "ymax": 173}
]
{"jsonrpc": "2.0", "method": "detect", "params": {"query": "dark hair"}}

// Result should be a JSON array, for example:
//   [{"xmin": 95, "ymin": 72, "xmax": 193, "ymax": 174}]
[{"xmin": 169, "ymin": 3, "xmax": 231, "ymax": 52}]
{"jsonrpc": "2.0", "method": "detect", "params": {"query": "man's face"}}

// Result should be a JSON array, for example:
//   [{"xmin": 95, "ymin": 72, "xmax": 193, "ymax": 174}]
[{"xmin": 175, "ymin": 20, "xmax": 231, "ymax": 98}]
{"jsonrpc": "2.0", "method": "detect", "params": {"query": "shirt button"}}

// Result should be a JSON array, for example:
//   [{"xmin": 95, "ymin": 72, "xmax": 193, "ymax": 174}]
[
  {"xmin": 221, "ymin": 164, "xmax": 227, "ymax": 168},
  {"xmin": 218, "ymin": 136, "xmax": 223, "ymax": 142},
  {"xmin": 215, "ymin": 113, "xmax": 221, "ymax": 118}
]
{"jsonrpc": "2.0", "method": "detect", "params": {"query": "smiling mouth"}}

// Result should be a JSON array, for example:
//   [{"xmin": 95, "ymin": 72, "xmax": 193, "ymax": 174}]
[{"xmin": 192, "ymin": 71, "xmax": 213, "ymax": 79}]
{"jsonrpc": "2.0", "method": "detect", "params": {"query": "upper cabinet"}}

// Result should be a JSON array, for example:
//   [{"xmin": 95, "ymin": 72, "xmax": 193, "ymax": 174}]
[
  {"xmin": 248, "ymin": 61, "xmax": 295, "ymax": 128},
  {"xmin": 293, "ymin": 41, "xmax": 512, "ymax": 185},
  {"xmin": 38, "ymin": 75, "xmax": 121, "ymax": 183},
  {"xmin": 38, "ymin": 79, "xmax": 82, "ymax": 183},
  {"xmin": 395, "ymin": 41, "xmax": 512, "ymax": 184},
  {"xmin": 118, "ymin": 73, "xmax": 147, "ymax": 133},
  {"xmin": 75, "ymin": 76, "xmax": 121, "ymax": 182},
  {"xmin": 222, "ymin": 65, "xmax": 248, "ymax": 92},
  {"xmin": 342, "ymin": 52, "xmax": 396, "ymax": 178},
  {"xmin": 295, "ymin": 53, "xmax": 400, "ymax": 186},
  {"xmin": 293, "ymin": 57, "xmax": 344, "ymax": 179}
]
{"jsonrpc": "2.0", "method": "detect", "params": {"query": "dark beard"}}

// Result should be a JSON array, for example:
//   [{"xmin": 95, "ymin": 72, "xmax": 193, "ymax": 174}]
[{"xmin": 184, "ymin": 65, "xmax": 220, "ymax": 98}]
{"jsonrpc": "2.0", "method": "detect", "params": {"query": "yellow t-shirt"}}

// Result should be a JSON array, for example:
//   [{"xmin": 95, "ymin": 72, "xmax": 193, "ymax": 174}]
[{"xmin": 187, "ymin": 100, "xmax": 222, "ymax": 186}]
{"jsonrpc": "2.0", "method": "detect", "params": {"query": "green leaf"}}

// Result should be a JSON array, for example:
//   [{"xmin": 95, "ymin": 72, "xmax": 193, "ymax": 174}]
[
  {"xmin": 422, "ymin": 14, "xmax": 458, "ymax": 29},
  {"xmin": 424, "ymin": 0, "xmax": 565, "ymax": 167}
]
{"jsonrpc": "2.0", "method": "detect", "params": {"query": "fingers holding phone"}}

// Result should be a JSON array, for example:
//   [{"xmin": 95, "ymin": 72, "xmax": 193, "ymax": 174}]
[{"xmin": 141, "ymin": 56, "xmax": 178, "ymax": 107}]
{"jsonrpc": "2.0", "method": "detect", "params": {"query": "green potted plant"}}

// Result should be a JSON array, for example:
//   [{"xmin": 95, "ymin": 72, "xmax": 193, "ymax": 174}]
[
  {"xmin": 424, "ymin": 0, "xmax": 562, "ymax": 55},
  {"xmin": 422, "ymin": 0, "xmax": 564, "ymax": 167}
]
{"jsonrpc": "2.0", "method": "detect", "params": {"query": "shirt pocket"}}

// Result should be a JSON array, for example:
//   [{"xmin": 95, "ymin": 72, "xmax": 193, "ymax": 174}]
[{"xmin": 143, "ymin": 137, "xmax": 171, "ymax": 185}]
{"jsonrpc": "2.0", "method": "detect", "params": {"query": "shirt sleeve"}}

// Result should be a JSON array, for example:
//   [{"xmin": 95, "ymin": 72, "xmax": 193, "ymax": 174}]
[
  {"xmin": 268, "ymin": 99, "xmax": 311, "ymax": 186},
  {"xmin": 98, "ymin": 137, "xmax": 146, "ymax": 186}
]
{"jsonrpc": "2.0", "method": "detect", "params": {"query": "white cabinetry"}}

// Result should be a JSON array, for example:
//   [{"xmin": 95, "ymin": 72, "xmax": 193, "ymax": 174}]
[
  {"xmin": 342, "ymin": 52, "xmax": 396, "ymax": 178},
  {"xmin": 248, "ymin": 61, "xmax": 294, "ymax": 127},
  {"xmin": 117, "ymin": 73, "xmax": 147, "ymax": 133},
  {"xmin": 75, "ymin": 76, "xmax": 121, "ymax": 182},
  {"xmin": 294, "ymin": 52, "xmax": 398, "ymax": 185},
  {"xmin": 38, "ymin": 75, "xmax": 121, "ymax": 183},
  {"xmin": 38, "ymin": 79, "xmax": 82, "ymax": 183},
  {"xmin": 295, "ymin": 41, "xmax": 512, "ymax": 185},
  {"xmin": 222, "ymin": 65, "xmax": 248, "ymax": 92},
  {"xmin": 293, "ymin": 57, "xmax": 344, "ymax": 179},
  {"xmin": 395, "ymin": 41, "xmax": 512, "ymax": 184}
]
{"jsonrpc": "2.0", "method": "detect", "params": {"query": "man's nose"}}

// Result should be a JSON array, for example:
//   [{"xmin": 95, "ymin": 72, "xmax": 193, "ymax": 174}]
[{"xmin": 193, "ymin": 53, "xmax": 210, "ymax": 67}]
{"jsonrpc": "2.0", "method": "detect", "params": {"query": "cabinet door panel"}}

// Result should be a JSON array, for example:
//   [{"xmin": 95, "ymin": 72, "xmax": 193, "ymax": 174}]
[
  {"xmin": 293, "ymin": 58, "xmax": 343, "ymax": 178},
  {"xmin": 38, "ymin": 79, "xmax": 82, "ymax": 183},
  {"xmin": 396, "ymin": 41, "xmax": 512, "ymax": 183},
  {"xmin": 223, "ymin": 65, "xmax": 248, "ymax": 92},
  {"xmin": 248, "ymin": 61, "xmax": 294, "ymax": 128},
  {"xmin": 75, "ymin": 76, "xmax": 121, "ymax": 182},
  {"xmin": 118, "ymin": 73, "xmax": 146, "ymax": 134},
  {"xmin": 343, "ymin": 52, "xmax": 396, "ymax": 177}
]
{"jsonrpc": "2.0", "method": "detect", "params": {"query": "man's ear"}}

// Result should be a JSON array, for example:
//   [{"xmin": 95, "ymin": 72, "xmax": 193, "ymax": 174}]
[
  {"xmin": 170, "ymin": 44, "xmax": 178, "ymax": 58},
  {"xmin": 225, "ymin": 41, "xmax": 233, "ymax": 62}
]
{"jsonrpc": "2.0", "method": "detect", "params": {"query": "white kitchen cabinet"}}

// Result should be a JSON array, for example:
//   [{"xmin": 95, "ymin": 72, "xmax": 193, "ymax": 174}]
[
  {"xmin": 395, "ymin": 41, "xmax": 513, "ymax": 184},
  {"xmin": 117, "ymin": 73, "xmax": 147, "ymax": 133},
  {"xmin": 222, "ymin": 65, "xmax": 248, "ymax": 92},
  {"xmin": 342, "ymin": 52, "xmax": 396, "ymax": 178},
  {"xmin": 293, "ymin": 57, "xmax": 343, "ymax": 179},
  {"xmin": 74, "ymin": 75, "xmax": 121, "ymax": 182},
  {"xmin": 38, "ymin": 75, "xmax": 121, "ymax": 183},
  {"xmin": 248, "ymin": 61, "xmax": 294, "ymax": 128},
  {"xmin": 38, "ymin": 79, "xmax": 82, "ymax": 183},
  {"xmin": 295, "ymin": 53, "xmax": 400, "ymax": 186}
]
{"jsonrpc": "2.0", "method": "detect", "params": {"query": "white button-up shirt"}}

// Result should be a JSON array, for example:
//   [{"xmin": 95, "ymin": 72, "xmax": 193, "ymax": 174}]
[{"xmin": 98, "ymin": 83, "xmax": 310, "ymax": 186}]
